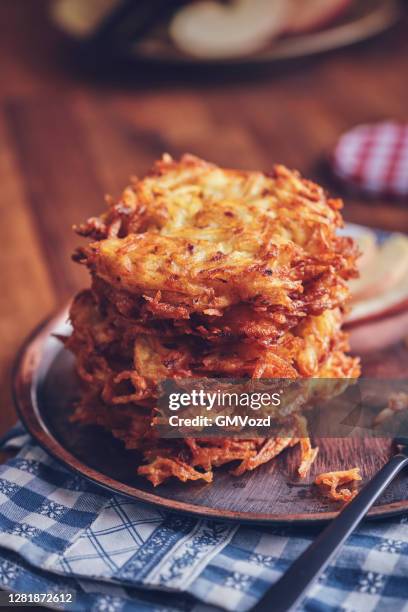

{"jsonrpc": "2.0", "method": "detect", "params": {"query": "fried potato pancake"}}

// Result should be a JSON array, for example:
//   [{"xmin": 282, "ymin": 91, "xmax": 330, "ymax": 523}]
[
  {"xmin": 66, "ymin": 290, "xmax": 359, "ymax": 405},
  {"xmin": 66, "ymin": 154, "xmax": 360, "ymax": 489},
  {"xmin": 76, "ymin": 154, "xmax": 357, "ymax": 319}
]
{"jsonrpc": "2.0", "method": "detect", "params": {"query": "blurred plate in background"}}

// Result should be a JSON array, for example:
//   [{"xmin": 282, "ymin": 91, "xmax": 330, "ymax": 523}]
[
  {"xmin": 133, "ymin": 0, "xmax": 400, "ymax": 66},
  {"xmin": 51, "ymin": 0, "xmax": 401, "ymax": 66}
]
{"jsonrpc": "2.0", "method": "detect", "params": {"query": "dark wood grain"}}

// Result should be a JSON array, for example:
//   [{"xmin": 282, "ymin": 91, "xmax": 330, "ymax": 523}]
[
  {"xmin": 5, "ymin": 99, "xmax": 105, "ymax": 298},
  {"xmin": 1, "ymin": 0, "xmax": 408, "ymax": 457},
  {"xmin": 13, "ymin": 308, "xmax": 408, "ymax": 524}
]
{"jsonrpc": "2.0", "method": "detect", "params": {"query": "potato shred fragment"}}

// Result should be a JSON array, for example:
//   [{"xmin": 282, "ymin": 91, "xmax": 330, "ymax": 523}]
[
  {"xmin": 65, "ymin": 154, "xmax": 360, "ymax": 488},
  {"xmin": 315, "ymin": 468, "xmax": 362, "ymax": 502},
  {"xmin": 374, "ymin": 392, "xmax": 408, "ymax": 426}
]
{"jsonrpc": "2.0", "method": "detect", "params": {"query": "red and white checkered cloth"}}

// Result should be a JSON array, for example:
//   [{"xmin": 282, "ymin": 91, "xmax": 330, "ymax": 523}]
[{"xmin": 332, "ymin": 121, "xmax": 408, "ymax": 198}]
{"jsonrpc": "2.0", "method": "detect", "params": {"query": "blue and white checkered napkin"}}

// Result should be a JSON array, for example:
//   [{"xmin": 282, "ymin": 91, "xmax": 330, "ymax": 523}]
[{"xmin": 0, "ymin": 425, "xmax": 408, "ymax": 612}]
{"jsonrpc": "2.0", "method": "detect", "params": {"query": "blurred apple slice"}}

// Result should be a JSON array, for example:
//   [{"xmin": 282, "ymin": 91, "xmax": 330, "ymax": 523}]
[
  {"xmin": 338, "ymin": 224, "xmax": 378, "ymax": 274},
  {"xmin": 347, "ymin": 233, "xmax": 408, "ymax": 327},
  {"xmin": 285, "ymin": 0, "xmax": 353, "ymax": 35},
  {"xmin": 358, "ymin": 234, "xmax": 408, "ymax": 303},
  {"xmin": 354, "ymin": 228, "xmax": 378, "ymax": 272},
  {"xmin": 170, "ymin": 0, "xmax": 289, "ymax": 59}
]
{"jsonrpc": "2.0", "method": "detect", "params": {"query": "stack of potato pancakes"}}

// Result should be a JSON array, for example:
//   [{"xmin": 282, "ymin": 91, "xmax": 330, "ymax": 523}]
[{"xmin": 66, "ymin": 154, "xmax": 360, "ymax": 486}]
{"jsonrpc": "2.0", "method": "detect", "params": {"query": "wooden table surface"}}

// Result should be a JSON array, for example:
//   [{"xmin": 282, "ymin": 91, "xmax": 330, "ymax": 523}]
[{"xmin": 1, "ymin": 0, "xmax": 407, "ymax": 442}]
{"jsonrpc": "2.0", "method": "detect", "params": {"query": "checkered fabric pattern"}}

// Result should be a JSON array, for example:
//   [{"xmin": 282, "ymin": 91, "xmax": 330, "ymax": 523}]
[
  {"xmin": 331, "ymin": 122, "xmax": 408, "ymax": 198},
  {"xmin": 1, "ymin": 425, "xmax": 408, "ymax": 611}
]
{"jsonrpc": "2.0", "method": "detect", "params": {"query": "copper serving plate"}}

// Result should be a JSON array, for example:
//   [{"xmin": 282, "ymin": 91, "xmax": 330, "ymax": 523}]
[{"xmin": 13, "ymin": 307, "xmax": 408, "ymax": 524}]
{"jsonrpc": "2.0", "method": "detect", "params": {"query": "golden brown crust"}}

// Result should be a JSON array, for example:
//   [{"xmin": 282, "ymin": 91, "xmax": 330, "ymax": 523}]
[
  {"xmin": 66, "ymin": 154, "xmax": 360, "ymax": 488},
  {"xmin": 75, "ymin": 154, "xmax": 358, "ymax": 320},
  {"xmin": 66, "ymin": 289, "xmax": 358, "ymax": 401}
]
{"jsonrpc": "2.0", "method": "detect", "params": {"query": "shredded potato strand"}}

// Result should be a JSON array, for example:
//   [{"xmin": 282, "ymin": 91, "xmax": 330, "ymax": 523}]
[{"xmin": 315, "ymin": 468, "xmax": 362, "ymax": 502}]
